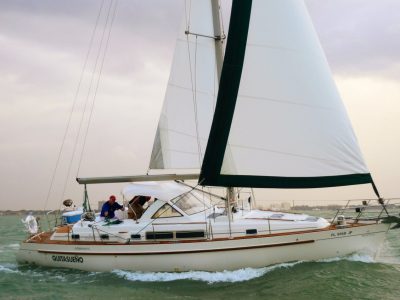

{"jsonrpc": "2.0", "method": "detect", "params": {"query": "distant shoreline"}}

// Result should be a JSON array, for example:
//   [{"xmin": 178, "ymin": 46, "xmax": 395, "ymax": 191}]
[
  {"xmin": 1, "ymin": 203, "xmax": 393, "ymax": 216},
  {"xmin": 0, "ymin": 205, "xmax": 342, "ymax": 216},
  {"xmin": 0, "ymin": 210, "xmax": 51, "ymax": 216}
]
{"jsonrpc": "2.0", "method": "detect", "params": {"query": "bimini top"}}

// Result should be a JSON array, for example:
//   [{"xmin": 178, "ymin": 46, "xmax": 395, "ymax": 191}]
[{"xmin": 122, "ymin": 181, "xmax": 191, "ymax": 201}]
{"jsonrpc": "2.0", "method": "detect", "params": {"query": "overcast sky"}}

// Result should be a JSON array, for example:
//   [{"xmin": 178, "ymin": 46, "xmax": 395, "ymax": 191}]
[{"xmin": 0, "ymin": 0, "xmax": 399, "ymax": 210}]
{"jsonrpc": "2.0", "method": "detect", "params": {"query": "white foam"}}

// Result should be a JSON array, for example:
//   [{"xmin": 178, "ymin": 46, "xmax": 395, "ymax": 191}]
[
  {"xmin": 375, "ymin": 239, "xmax": 400, "ymax": 265},
  {"xmin": 7, "ymin": 243, "xmax": 20, "ymax": 250},
  {"xmin": 112, "ymin": 261, "xmax": 301, "ymax": 283},
  {"xmin": 345, "ymin": 253, "xmax": 375, "ymax": 263},
  {"xmin": 0, "ymin": 264, "xmax": 19, "ymax": 274},
  {"xmin": 318, "ymin": 253, "xmax": 375, "ymax": 264},
  {"xmin": 0, "ymin": 243, "xmax": 20, "ymax": 252}
]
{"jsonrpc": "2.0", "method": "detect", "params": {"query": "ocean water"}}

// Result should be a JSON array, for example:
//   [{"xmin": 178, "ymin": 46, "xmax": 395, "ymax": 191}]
[{"xmin": 1, "ymin": 215, "xmax": 399, "ymax": 300}]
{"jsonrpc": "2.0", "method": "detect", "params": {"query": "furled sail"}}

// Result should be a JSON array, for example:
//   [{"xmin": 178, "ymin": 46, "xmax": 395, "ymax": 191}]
[
  {"xmin": 200, "ymin": 0, "xmax": 372, "ymax": 188},
  {"xmin": 149, "ymin": 1, "xmax": 219, "ymax": 170}
]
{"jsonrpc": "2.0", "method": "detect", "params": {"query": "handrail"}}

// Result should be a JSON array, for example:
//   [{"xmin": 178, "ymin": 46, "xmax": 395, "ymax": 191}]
[
  {"xmin": 330, "ymin": 198, "xmax": 400, "ymax": 225},
  {"xmin": 46, "ymin": 210, "xmax": 62, "ymax": 229}
]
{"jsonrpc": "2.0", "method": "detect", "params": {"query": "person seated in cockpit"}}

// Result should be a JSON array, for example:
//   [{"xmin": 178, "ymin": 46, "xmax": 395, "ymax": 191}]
[
  {"xmin": 100, "ymin": 195, "xmax": 125, "ymax": 220},
  {"xmin": 128, "ymin": 195, "xmax": 151, "ymax": 220}
]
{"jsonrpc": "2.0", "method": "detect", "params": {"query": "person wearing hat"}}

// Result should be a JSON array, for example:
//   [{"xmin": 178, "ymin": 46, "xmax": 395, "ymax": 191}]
[{"xmin": 100, "ymin": 195, "xmax": 125, "ymax": 219}]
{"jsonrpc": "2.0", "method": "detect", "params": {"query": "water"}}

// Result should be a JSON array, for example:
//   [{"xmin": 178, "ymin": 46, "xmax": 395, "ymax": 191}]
[{"xmin": 1, "ymin": 216, "xmax": 399, "ymax": 300}]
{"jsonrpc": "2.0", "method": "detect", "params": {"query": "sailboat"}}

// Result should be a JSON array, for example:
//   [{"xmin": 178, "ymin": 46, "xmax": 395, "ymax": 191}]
[{"xmin": 17, "ymin": 0, "xmax": 399, "ymax": 272}]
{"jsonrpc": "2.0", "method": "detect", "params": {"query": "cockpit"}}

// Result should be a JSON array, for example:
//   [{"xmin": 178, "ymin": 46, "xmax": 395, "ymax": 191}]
[{"xmin": 122, "ymin": 181, "xmax": 223, "ymax": 221}]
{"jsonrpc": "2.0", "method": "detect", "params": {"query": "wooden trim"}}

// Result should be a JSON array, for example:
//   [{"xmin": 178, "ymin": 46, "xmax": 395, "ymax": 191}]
[
  {"xmin": 38, "ymin": 239, "xmax": 314, "ymax": 256},
  {"xmin": 55, "ymin": 226, "xmax": 71, "ymax": 233}
]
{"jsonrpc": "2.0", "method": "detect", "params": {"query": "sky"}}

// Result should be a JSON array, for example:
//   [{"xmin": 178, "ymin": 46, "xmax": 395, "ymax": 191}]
[{"xmin": 0, "ymin": 0, "xmax": 399, "ymax": 210}]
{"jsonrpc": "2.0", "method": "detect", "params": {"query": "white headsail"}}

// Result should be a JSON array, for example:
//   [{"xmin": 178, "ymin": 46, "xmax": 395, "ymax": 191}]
[
  {"xmin": 223, "ymin": 0, "xmax": 368, "ymax": 177},
  {"xmin": 200, "ymin": 0, "xmax": 371, "ymax": 188},
  {"xmin": 149, "ymin": 1, "xmax": 219, "ymax": 170}
]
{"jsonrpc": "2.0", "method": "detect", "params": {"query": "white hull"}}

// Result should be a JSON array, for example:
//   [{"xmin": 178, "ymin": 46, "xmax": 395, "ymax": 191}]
[{"xmin": 17, "ymin": 222, "xmax": 390, "ymax": 272}]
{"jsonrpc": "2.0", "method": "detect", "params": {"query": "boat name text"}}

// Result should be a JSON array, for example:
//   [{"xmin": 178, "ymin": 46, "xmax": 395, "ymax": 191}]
[
  {"xmin": 331, "ymin": 230, "xmax": 353, "ymax": 237},
  {"xmin": 52, "ymin": 255, "xmax": 84, "ymax": 263}
]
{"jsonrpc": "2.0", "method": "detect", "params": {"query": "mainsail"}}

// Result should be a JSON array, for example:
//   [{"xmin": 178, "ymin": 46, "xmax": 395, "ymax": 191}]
[
  {"xmin": 200, "ymin": 0, "xmax": 372, "ymax": 188},
  {"xmin": 149, "ymin": 1, "xmax": 220, "ymax": 170}
]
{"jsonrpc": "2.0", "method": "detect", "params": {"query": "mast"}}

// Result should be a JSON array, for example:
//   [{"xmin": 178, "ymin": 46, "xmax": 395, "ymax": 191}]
[
  {"xmin": 211, "ymin": 0, "xmax": 224, "ymax": 80},
  {"xmin": 210, "ymin": 0, "xmax": 236, "ymax": 222}
]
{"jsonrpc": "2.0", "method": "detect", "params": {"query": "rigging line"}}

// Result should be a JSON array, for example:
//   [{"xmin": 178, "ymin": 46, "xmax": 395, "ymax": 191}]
[
  {"xmin": 177, "ymin": 180, "xmax": 226, "ymax": 201},
  {"xmin": 42, "ymin": 0, "xmax": 106, "ymax": 211},
  {"xmin": 213, "ymin": 56, "xmax": 217, "ymax": 113},
  {"xmin": 58, "ymin": 0, "xmax": 116, "ymax": 204},
  {"xmin": 159, "ymin": 127, "xmax": 208, "ymax": 140},
  {"xmin": 185, "ymin": 26, "xmax": 202, "ymax": 167},
  {"xmin": 193, "ymin": 35, "xmax": 203, "ymax": 166},
  {"xmin": 77, "ymin": 0, "xmax": 119, "ymax": 176}
]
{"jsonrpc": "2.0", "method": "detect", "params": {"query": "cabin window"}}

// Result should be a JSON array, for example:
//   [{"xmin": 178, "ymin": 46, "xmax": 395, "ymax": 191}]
[
  {"xmin": 176, "ymin": 231, "xmax": 205, "ymax": 239},
  {"xmin": 172, "ymin": 191, "xmax": 210, "ymax": 215},
  {"xmin": 152, "ymin": 203, "xmax": 182, "ymax": 219},
  {"xmin": 71, "ymin": 234, "xmax": 80, "ymax": 240},
  {"xmin": 246, "ymin": 229, "xmax": 257, "ymax": 235},
  {"xmin": 146, "ymin": 232, "xmax": 174, "ymax": 240},
  {"xmin": 130, "ymin": 234, "xmax": 141, "ymax": 240}
]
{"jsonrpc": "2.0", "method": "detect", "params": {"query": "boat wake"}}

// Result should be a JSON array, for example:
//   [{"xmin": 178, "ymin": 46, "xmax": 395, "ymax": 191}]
[
  {"xmin": 317, "ymin": 253, "xmax": 376, "ymax": 264},
  {"xmin": 112, "ymin": 261, "xmax": 302, "ymax": 283}
]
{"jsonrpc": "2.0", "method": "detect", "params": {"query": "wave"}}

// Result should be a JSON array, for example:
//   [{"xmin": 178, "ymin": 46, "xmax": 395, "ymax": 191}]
[
  {"xmin": 317, "ymin": 244, "xmax": 400, "ymax": 265},
  {"xmin": 317, "ymin": 253, "xmax": 375, "ymax": 264},
  {"xmin": 0, "ymin": 264, "xmax": 20, "ymax": 274},
  {"xmin": 112, "ymin": 261, "xmax": 301, "ymax": 283},
  {"xmin": 7, "ymin": 243, "xmax": 20, "ymax": 250},
  {"xmin": 0, "ymin": 243, "xmax": 20, "ymax": 252}
]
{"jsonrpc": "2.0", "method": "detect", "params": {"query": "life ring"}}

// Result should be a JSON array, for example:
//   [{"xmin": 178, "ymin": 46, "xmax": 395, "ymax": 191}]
[{"xmin": 22, "ymin": 215, "xmax": 38, "ymax": 235}]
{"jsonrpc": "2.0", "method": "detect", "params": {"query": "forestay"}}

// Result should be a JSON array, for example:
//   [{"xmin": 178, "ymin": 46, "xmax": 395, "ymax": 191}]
[{"xmin": 200, "ymin": 0, "xmax": 372, "ymax": 188}]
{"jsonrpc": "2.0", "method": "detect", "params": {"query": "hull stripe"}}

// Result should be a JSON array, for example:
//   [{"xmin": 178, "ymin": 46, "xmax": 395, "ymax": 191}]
[{"xmin": 38, "ymin": 239, "xmax": 314, "ymax": 256}]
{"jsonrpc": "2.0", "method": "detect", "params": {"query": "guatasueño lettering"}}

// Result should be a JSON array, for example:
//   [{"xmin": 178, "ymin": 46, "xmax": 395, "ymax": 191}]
[{"xmin": 52, "ymin": 255, "xmax": 84, "ymax": 263}]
